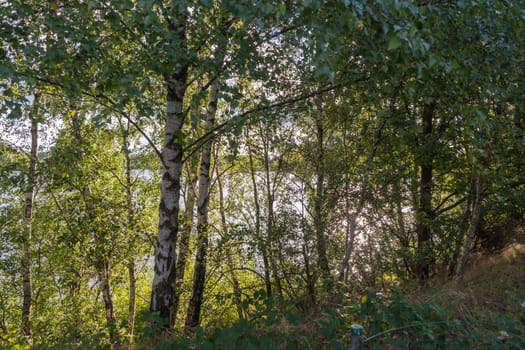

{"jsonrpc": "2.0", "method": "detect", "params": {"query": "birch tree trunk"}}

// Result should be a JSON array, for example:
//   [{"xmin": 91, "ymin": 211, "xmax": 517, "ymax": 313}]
[
  {"xmin": 127, "ymin": 260, "xmax": 136, "ymax": 346},
  {"xmin": 415, "ymin": 103, "xmax": 436, "ymax": 282},
  {"xmin": 262, "ymin": 128, "xmax": 283, "ymax": 296},
  {"xmin": 247, "ymin": 139, "xmax": 272, "ymax": 298},
  {"xmin": 447, "ymin": 196, "xmax": 471, "ymax": 278},
  {"xmin": 172, "ymin": 173, "xmax": 197, "ymax": 326},
  {"xmin": 302, "ymin": 243, "xmax": 316, "ymax": 305},
  {"xmin": 216, "ymin": 166, "xmax": 244, "ymax": 320},
  {"xmin": 455, "ymin": 171, "xmax": 483, "ymax": 282},
  {"xmin": 185, "ymin": 78, "xmax": 219, "ymax": 333},
  {"xmin": 313, "ymin": 100, "xmax": 330, "ymax": 288},
  {"xmin": 150, "ymin": 7, "xmax": 189, "ymax": 327},
  {"xmin": 338, "ymin": 119, "xmax": 385, "ymax": 282},
  {"xmin": 96, "ymin": 259, "xmax": 116, "ymax": 327},
  {"xmin": 119, "ymin": 119, "xmax": 137, "ymax": 347},
  {"xmin": 21, "ymin": 94, "xmax": 39, "ymax": 346}
]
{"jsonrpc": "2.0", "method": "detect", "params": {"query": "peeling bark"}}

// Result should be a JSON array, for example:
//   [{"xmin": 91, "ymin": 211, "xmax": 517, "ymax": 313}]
[
  {"xmin": 97, "ymin": 260, "xmax": 116, "ymax": 325},
  {"xmin": 185, "ymin": 76, "xmax": 219, "ymax": 333},
  {"xmin": 172, "ymin": 173, "xmax": 197, "ymax": 326},
  {"xmin": 150, "ymin": 8, "xmax": 189, "ymax": 327}
]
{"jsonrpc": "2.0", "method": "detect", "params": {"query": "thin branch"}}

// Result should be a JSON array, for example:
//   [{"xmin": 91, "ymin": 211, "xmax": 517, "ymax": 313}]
[
  {"xmin": 433, "ymin": 191, "xmax": 458, "ymax": 212},
  {"xmin": 77, "ymin": 91, "xmax": 164, "ymax": 166},
  {"xmin": 182, "ymin": 82, "xmax": 359, "ymax": 163},
  {"xmin": 30, "ymin": 74, "xmax": 165, "ymax": 167},
  {"xmin": 435, "ymin": 196, "xmax": 467, "ymax": 216}
]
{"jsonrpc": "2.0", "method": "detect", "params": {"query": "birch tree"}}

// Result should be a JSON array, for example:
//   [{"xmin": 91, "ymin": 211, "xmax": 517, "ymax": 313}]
[
  {"xmin": 185, "ymin": 77, "xmax": 220, "ymax": 332},
  {"xmin": 149, "ymin": 4, "xmax": 189, "ymax": 328},
  {"xmin": 20, "ymin": 94, "xmax": 40, "ymax": 346}
]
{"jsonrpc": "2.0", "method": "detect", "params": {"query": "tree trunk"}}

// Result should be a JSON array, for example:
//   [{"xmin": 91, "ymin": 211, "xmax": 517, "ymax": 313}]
[
  {"xmin": 338, "ymin": 119, "xmax": 385, "ymax": 282},
  {"xmin": 172, "ymin": 173, "xmax": 197, "ymax": 326},
  {"xmin": 150, "ymin": 8, "xmax": 189, "ymax": 327},
  {"xmin": 216, "ymin": 166, "xmax": 244, "ymax": 319},
  {"xmin": 262, "ymin": 128, "xmax": 283, "ymax": 296},
  {"xmin": 120, "ymin": 119, "xmax": 136, "ymax": 346},
  {"xmin": 127, "ymin": 260, "xmax": 136, "ymax": 346},
  {"xmin": 97, "ymin": 260, "xmax": 116, "ymax": 325},
  {"xmin": 447, "ymin": 196, "xmax": 471, "ymax": 278},
  {"xmin": 455, "ymin": 172, "xmax": 483, "ymax": 282},
  {"xmin": 302, "ymin": 243, "xmax": 316, "ymax": 305},
  {"xmin": 415, "ymin": 103, "xmax": 436, "ymax": 282},
  {"xmin": 71, "ymin": 111, "xmax": 117, "ymax": 338},
  {"xmin": 247, "ymin": 139, "xmax": 272, "ymax": 298},
  {"xmin": 21, "ymin": 94, "xmax": 39, "ymax": 346},
  {"xmin": 394, "ymin": 179, "xmax": 413, "ymax": 279},
  {"xmin": 84, "ymin": 184, "xmax": 117, "ymax": 339},
  {"xmin": 185, "ymin": 77, "xmax": 219, "ymax": 333},
  {"xmin": 313, "ymin": 100, "xmax": 331, "ymax": 288}
]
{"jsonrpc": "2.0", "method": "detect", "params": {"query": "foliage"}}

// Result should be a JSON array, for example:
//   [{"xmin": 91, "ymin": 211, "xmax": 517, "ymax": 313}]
[
  {"xmin": 138, "ymin": 287, "xmax": 525, "ymax": 349},
  {"xmin": 1, "ymin": 0, "xmax": 525, "ymax": 347}
]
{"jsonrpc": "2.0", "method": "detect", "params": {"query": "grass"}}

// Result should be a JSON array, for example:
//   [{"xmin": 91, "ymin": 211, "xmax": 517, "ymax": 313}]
[{"xmin": 416, "ymin": 243, "xmax": 525, "ymax": 323}]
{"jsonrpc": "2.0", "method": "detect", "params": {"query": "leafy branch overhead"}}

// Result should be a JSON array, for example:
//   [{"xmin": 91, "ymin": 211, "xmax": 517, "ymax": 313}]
[{"xmin": 0, "ymin": 0, "xmax": 524, "ymax": 348}]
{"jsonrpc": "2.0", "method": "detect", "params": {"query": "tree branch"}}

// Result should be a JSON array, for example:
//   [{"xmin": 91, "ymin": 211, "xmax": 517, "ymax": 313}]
[
  {"xmin": 182, "ymin": 82, "xmax": 359, "ymax": 163},
  {"xmin": 30, "ymin": 74, "xmax": 165, "ymax": 168}
]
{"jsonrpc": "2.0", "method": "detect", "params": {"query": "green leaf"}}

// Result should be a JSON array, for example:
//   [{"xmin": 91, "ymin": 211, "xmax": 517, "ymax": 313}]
[
  {"xmin": 388, "ymin": 36, "xmax": 402, "ymax": 50},
  {"xmin": 409, "ymin": 26, "xmax": 417, "ymax": 38},
  {"xmin": 199, "ymin": 0, "xmax": 213, "ymax": 8},
  {"xmin": 262, "ymin": 3, "xmax": 273, "ymax": 15},
  {"xmin": 428, "ymin": 55, "xmax": 437, "ymax": 68},
  {"xmin": 119, "ymin": 74, "xmax": 135, "ymax": 84}
]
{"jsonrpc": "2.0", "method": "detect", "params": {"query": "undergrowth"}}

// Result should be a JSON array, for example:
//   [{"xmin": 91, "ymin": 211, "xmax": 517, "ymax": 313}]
[{"xmin": 140, "ymin": 288, "xmax": 525, "ymax": 350}]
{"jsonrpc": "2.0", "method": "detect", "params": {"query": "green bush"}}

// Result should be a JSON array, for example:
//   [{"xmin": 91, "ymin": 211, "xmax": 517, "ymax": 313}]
[{"xmin": 141, "ymin": 288, "xmax": 525, "ymax": 350}]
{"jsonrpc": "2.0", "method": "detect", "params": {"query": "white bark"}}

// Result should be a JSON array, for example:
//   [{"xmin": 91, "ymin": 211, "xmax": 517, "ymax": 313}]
[
  {"xmin": 150, "ymin": 10, "xmax": 189, "ymax": 326},
  {"xmin": 185, "ymin": 77, "xmax": 219, "ymax": 332},
  {"xmin": 21, "ymin": 95, "xmax": 39, "ymax": 346},
  {"xmin": 455, "ymin": 172, "xmax": 483, "ymax": 282}
]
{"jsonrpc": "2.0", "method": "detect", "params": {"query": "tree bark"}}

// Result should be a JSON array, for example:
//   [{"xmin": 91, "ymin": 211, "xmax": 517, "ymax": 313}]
[
  {"xmin": 338, "ymin": 119, "xmax": 385, "ymax": 282},
  {"xmin": 21, "ymin": 94, "xmax": 39, "ymax": 346},
  {"xmin": 96, "ymin": 260, "xmax": 116, "ymax": 327},
  {"xmin": 313, "ymin": 100, "xmax": 331, "ymax": 288},
  {"xmin": 261, "ymin": 126, "xmax": 283, "ymax": 296},
  {"xmin": 150, "ymin": 7, "xmax": 189, "ymax": 327},
  {"xmin": 82, "ymin": 185, "xmax": 117, "ymax": 339},
  {"xmin": 216, "ymin": 166, "xmax": 244, "ymax": 319},
  {"xmin": 302, "ymin": 243, "xmax": 316, "ymax": 305},
  {"xmin": 70, "ymin": 111, "xmax": 117, "ymax": 337},
  {"xmin": 185, "ymin": 77, "xmax": 219, "ymax": 333},
  {"xmin": 127, "ymin": 259, "xmax": 136, "ymax": 346},
  {"xmin": 455, "ymin": 171, "xmax": 483, "ymax": 282},
  {"xmin": 415, "ymin": 103, "xmax": 436, "ymax": 281},
  {"xmin": 247, "ymin": 139, "xmax": 272, "ymax": 298},
  {"xmin": 447, "ymin": 195, "xmax": 471, "ymax": 278},
  {"xmin": 120, "ymin": 119, "xmax": 136, "ymax": 347},
  {"xmin": 172, "ymin": 172, "xmax": 197, "ymax": 326}
]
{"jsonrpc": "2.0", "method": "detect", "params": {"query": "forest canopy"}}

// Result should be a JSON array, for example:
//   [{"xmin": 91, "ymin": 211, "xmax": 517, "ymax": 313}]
[{"xmin": 1, "ymin": 0, "xmax": 525, "ymax": 348}]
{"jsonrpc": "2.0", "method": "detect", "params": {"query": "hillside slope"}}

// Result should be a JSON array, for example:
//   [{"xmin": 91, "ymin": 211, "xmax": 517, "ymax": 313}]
[{"xmin": 419, "ymin": 243, "xmax": 525, "ymax": 325}]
